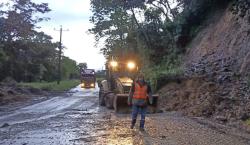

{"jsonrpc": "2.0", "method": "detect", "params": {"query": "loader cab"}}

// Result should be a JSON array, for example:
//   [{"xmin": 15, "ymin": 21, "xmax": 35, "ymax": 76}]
[{"xmin": 107, "ymin": 59, "xmax": 139, "ymax": 93}]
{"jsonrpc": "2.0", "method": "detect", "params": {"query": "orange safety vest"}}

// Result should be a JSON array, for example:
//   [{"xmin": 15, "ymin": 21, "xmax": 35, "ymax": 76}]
[{"xmin": 133, "ymin": 82, "xmax": 148, "ymax": 100}]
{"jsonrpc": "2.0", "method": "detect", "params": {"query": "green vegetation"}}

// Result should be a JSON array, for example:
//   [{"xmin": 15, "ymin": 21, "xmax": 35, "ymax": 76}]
[
  {"xmin": 95, "ymin": 70, "xmax": 106, "ymax": 86},
  {"xmin": 1, "ymin": 0, "xmax": 247, "ymax": 89},
  {"xmin": 0, "ymin": 0, "xmax": 79, "ymax": 82},
  {"xmin": 89, "ymin": 0, "xmax": 250, "ymax": 90},
  {"xmin": 245, "ymin": 119, "xmax": 250, "ymax": 126},
  {"xmin": 89, "ymin": 0, "xmax": 233, "ymax": 89},
  {"xmin": 19, "ymin": 80, "xmax": 80, "ymax": 91},
  {"xmin": 96, "ymin": 70, "xmax": 105, "ymax": 76},
  {"xmin": 77, "ymin": 63, "xmax": 88, "ymax": 70},
  {"xmin": 96, "ymin": 77, "xmax": 105, "ymax": 84},
  {"xmin": 143, "ymin": 55, "xmax": 184, "ymax": 90},
  {"xmin": 61, "ymin": 56, "xmax": 79, "ymax": 80}
]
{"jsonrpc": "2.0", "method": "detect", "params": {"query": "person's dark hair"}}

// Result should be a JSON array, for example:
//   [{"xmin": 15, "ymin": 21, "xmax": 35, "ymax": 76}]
[{"xmin": 137, "ymin": 73, "xmax": 144, "ymax": 81}]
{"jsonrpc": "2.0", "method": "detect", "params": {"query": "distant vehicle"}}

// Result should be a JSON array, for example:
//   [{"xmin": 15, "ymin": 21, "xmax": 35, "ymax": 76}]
[{"xmin": 80, "ymin": 69, "xmax": 96, "ymax": 88}]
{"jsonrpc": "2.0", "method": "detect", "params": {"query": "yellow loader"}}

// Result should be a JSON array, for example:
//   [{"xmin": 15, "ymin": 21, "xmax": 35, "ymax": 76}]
[{"xmin": 98, "ymin": 58, "xmax": 159, "ymax": 113}]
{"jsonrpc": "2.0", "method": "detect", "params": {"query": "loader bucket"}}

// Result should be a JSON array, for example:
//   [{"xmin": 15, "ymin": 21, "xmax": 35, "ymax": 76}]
[
  {"xmin": 147, "ymin": 94, "xmax": 159, "ymax": 113},
  {"xmin": 113, "ymin": 94, "xmax": 159, "ymax": 114},
  {"xmin": 113, "ymin": 94, "xmax": 131, "ymax": 113}
]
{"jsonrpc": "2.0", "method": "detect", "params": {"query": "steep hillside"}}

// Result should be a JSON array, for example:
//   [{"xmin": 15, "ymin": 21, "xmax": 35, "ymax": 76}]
[
  {"xmin": 185, "ymin": 6, "xmax": 250, "ymax": 76},
  {"xmin": 159, "ymin": 4, "xmax": 250, "ymax": 127}
]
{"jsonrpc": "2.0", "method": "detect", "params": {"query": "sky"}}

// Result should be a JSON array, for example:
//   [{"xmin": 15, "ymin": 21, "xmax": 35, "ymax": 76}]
[
  {"xmin": 1, "ymin": 0, "xmax": 179, "ymax": 71},
  {"xmin": 10, "ymin": 0, "xmax": 105, "ymax": 70}
]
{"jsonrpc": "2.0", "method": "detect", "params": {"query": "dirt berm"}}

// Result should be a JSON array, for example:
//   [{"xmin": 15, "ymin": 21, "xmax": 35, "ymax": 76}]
[
  {"xmin": 0, "ymin": 78, "xmax": 50, "ymax": 112},
  {"xmin": 159, "ymin": 4, "xmax": 250, "ymax": 129}
]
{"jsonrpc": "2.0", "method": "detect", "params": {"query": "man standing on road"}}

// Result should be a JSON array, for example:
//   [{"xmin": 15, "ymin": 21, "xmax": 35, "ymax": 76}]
[{"xmin": 128, "ymin": 73, "xmax": 153, "ymax": 131}]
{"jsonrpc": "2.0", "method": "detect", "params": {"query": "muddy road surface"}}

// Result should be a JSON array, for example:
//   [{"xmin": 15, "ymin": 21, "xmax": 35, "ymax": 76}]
[{"xmin": 0, "ymin": 85, "xmax": 250, "ymax": 145}]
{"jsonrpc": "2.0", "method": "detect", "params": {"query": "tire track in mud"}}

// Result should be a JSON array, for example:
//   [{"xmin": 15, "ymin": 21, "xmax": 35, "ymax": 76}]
[
  {"xmin": 0, "ymin": 85, "xmax": 99, "ymax": 126},
  {"xmin": 0, "ymin": 85, "xmax": 105, "ymax": 145},
  {"xmin": 1, "ymin": 85, "xmax": 249, "ymax": 145}
]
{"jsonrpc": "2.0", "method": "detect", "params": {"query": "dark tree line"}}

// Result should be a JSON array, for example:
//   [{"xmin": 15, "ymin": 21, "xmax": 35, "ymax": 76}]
[
  {"xmin": 89, "ymin": 0, "xmax": 242, "ymax": 89},
  {"xmin": 0, "ymin": 0, "xmax": 79, "ymax": 82}
]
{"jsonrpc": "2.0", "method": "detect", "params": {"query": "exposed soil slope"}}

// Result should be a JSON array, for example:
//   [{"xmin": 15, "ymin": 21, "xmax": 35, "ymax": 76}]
[{"xmin": 159, "ymin": 5, "xmax": 250, "ymax": 126}]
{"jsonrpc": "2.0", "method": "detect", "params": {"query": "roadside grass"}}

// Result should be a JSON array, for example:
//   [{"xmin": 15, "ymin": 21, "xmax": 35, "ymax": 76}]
[
  {"xmin": 245, "ymin": 119, "xmax": 250, "ymax": 126},
  {"xmin": 19, "ymin": 80, "xmax": 80, "ymax": 91},
  {"xmin": 144, "ymin": 64, "xmax": 184, "ymax": 91},
  {"xmin": 96, "ymin": 77, "xmax": 105, "ymax": 83}
]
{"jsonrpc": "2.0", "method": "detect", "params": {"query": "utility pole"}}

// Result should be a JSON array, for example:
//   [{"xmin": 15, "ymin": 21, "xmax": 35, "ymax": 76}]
[{"xmin": 54, "ymin": 25, "xmax": 69, "ymax": 85}]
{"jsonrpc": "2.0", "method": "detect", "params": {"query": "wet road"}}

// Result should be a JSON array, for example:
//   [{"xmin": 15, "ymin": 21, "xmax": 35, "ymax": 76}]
[
  {"xmin": 0, "ymin": 85, "xmax": 142, "ymax": 145},
  {"xmin": 0, "ymin": 85, "xmax": 250, "ymax": 145}
]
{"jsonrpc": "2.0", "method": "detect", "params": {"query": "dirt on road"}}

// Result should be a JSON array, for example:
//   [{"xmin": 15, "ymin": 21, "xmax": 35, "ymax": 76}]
[{"xmin": 0, "ymin": 85, "xmax": 249, "ymax": 145}]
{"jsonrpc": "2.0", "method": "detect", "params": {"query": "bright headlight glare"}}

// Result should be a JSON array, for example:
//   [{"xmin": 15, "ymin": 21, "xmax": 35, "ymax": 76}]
[
  {"xmin": 127, "ymin": 61, "xmax": 136, "ymax": 69},
  {"xmin": 91, "ymin": 83, "xmax": 94, "ymax": 87},
  {"xmin": 110, "ymin": 61, "xmax": 118, "ymax": 67}
]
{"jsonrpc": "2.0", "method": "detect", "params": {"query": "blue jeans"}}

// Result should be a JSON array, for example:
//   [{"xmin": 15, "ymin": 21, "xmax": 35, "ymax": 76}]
[{"xmin": 131, "ymin": 105, "xmax": 147, "ymax": 128}]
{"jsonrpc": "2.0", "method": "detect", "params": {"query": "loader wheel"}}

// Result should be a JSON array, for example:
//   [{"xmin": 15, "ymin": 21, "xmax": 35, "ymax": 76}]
[
  {"xmin": 105, "ymin": 93, "xmax": 114, "ymax": 109},
  {"xmin": 99, "ymin": 90, "xmax": 105, "ymax": 106}
]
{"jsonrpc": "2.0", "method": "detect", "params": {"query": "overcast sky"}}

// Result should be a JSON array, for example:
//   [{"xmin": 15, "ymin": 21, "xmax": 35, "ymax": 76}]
[{"xmin": 11, "ymin": 0, "xmax": 105, "ymax": 70}]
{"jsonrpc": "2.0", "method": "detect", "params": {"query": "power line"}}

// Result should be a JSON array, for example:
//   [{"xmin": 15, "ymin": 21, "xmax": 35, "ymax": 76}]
[{"xmin": 54, "ymin": 25, "xmax": 69, "ymax": 85}]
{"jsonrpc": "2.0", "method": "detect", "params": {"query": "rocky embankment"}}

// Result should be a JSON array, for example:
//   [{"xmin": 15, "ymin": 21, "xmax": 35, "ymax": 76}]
[{"xmin": 159, "ymin": 5, "xmax": 250, "ymax": 129}]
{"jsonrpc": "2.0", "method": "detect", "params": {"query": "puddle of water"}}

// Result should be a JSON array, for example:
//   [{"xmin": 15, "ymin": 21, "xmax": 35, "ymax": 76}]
[
  {"xmin": 0, "ymin": 84, "xmax": 142, "ymax": 145},
  {"xmin": 0, "ymin": 95, "xmax": 97, "ymax": 126},
  {"xmin": 0, "ymin": 129, "xmax": 75, "ymax": 145}
]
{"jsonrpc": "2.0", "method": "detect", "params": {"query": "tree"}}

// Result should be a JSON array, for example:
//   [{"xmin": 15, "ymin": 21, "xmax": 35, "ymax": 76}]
[
  {"xmin": 89, "ymin": 0, "xmax": 233, "ymax": 65},
  {"xmin": 90, "ymin": 0, "xmax": 235, "ymax": 90},
  {"xmin": 89, "ymin": 0, "xmax": 179, "ymax": 66},
  {"xmin": 62, "ymin": 56, "xmax": 79, "ymax": 79},
  {"xmin": 78, "ymin": 63, "xmax": 88, "ymax": 70},
  {"xmin": 0, "ymin": 0, "xmax": 60, "ymax": 82},
  {"xmin": 1, "ymin": 0, "xmax": 50, "ymax": 42}
]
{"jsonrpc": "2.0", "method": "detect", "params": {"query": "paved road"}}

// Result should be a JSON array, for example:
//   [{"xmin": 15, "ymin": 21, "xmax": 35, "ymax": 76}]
[{"xmin": 0, "ymin": 85, "xmax": 249, "ymax": 145}]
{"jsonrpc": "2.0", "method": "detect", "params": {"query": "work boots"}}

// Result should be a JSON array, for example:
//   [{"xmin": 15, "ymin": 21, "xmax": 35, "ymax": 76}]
[
  {"xmin": 130, "ymin": 119, "xmax": 136, "ymax": 129},
  {"xmin": 131, "ymin": 119, "xmax": 145, "ymax": 131},
  {"xmin": 139, "ymin": 119, "xmax": 145, "ymax": 131}
]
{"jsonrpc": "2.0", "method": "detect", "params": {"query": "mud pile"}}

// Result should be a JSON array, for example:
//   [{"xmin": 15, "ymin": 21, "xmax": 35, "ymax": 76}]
[
  {"xmin": 159, "ymin": 77, "xmax": 250, "ymax": 123},
  {"xmin": 0, "ymin": 81, "xmax": 46, "ymax": 106}
]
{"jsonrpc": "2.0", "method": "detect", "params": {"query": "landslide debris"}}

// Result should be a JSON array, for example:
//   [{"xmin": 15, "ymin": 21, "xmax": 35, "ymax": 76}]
[
  {"xmin": 158, "ymin": 3, "xmax": 250, "ymax": 129},
  {"xmin": 0, "ymin": 78, "xmax": 47, "ymax": 106}
]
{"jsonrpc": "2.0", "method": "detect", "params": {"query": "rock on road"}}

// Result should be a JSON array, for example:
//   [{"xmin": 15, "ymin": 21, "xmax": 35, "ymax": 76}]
[{"xmin": 0, "ymin": 85, "xmax": 249, "ymax": 145}]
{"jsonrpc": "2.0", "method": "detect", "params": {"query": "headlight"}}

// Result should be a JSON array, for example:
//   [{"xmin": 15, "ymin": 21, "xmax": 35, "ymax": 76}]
[
  {"xmin": 81, "ymin": 83, "xmax": 85, "ymax": 87},
  {"xmin": 127, "ymin": 61, "xmax": 136, "ymax": 70},
  {"xmin": 110, "ymin": 60, "xmax": 118, "ymax": 68},
  {"xmin": 90, "ymin": 83, "xmax": 95, "ymax": 87}
]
